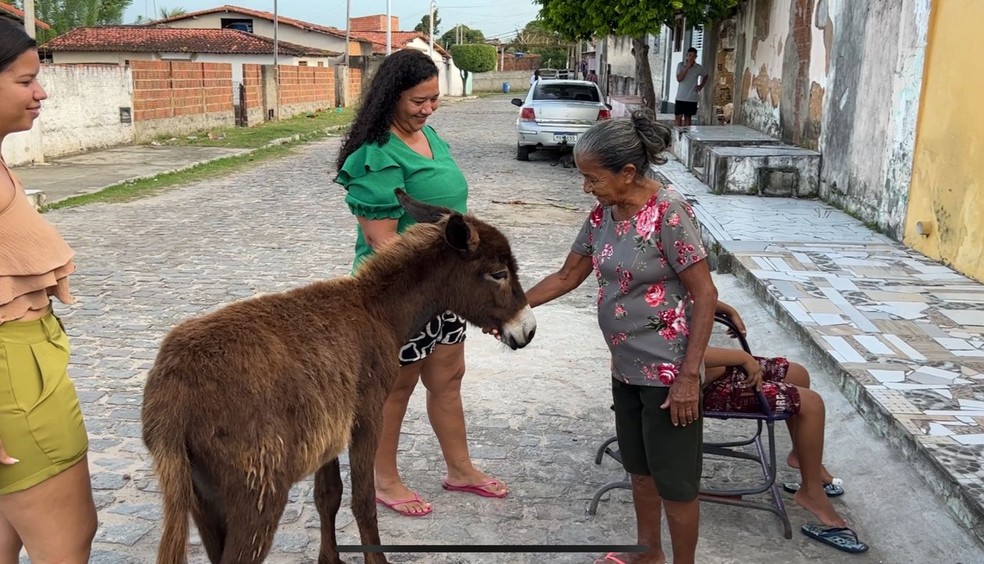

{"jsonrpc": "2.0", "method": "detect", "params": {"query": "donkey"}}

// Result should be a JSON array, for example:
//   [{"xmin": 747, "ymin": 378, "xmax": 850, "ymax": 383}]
[{"xmin": 141, "ymin": 190, "xmax": 536, "ymax": 564}]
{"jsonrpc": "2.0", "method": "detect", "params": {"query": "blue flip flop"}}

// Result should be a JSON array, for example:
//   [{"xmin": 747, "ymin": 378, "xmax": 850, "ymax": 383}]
[
  {"xmin": 801, "ymin": 524, "xmax": 869, "ymax": 553},
  {"xmin": 782, "ymin": 481, "xmax": 845, "ymax": 497}
]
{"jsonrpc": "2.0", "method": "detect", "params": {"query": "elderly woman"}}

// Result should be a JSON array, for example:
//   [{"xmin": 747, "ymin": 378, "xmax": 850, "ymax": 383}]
[{"xmin": 524, "ymin": 109, "xmax": 717, "ymax": 564}]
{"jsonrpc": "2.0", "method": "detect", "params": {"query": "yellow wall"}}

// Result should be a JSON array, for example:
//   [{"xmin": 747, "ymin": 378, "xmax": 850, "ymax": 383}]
[{"xmin": 904, "ymin": 0, "xmax": 984, "ymax": 282}]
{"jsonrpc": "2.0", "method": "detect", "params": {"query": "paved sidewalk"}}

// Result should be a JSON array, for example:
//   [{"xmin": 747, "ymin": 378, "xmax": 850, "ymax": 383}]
[
  {"xmin": 657, "ymin": 157, "xmax": 984, "ymax": 544},
  {"xmin": 12, "ymin": 145, "xmax": 249, "ymax": 203}
]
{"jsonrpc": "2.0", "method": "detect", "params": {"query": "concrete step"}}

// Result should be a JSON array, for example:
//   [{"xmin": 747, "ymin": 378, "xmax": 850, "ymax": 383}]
[
  {"xmin": 705, "ymin": 145, "xmax": 821, "ymax": 198},
  {"xmin": 672, "ymin": 125, "xmax": 781, "ymax": 172}
]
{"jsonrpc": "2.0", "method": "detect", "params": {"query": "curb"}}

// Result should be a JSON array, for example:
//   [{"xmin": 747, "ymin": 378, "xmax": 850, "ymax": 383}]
[{"xmin": 705, "ymin": 235, "xmax": 984, "ymax": 546}]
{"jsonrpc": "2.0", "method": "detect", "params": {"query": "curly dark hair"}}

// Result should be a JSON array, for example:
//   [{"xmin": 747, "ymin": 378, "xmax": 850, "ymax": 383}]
[{"xmin": 336, "ymin": 49, "xmax": 439, "ymax": 171}]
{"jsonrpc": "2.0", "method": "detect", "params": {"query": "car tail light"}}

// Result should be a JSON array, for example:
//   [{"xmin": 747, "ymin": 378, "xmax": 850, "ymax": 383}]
[
  {"xmin": 598, "ymin": 108, "xmax": 612, "ymax": 120},
  {"xmin": 520, "ymin": 107, "xmax": 536, "ymax": 121}
]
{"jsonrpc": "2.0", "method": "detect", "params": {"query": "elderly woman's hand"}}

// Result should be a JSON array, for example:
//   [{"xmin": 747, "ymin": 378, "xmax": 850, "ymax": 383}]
[{"xmin": 660, "ymin": 370, "xmax": 701, "ymax": 426}]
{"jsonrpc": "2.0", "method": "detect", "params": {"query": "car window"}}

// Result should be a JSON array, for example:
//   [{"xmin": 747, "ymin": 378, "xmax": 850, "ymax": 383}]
[{"xmin": 533, "ymin": 84, "xmax": 599, "ymax": 102}]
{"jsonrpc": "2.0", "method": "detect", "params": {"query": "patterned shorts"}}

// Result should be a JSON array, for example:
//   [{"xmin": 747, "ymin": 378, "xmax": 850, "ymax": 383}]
[
  {"xmin": 398, "ymin": 311, "xmax": 467, "ymax": 366},
  {"xmin": 702, "ymin": 356, "xmax": 802, "ymax": 415}
]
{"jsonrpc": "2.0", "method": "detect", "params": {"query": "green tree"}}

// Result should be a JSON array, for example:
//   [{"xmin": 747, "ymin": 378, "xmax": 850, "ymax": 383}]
[
  {"xmin": 535, "ymin": 0, "xmax": 737, "ymax": 110},
  {"xmin": 12, "ymin": 0, "xmax": 133, "ymax": 39},
  {"xmin": 439, "ymin": 25, "xmax": 485, "ymax": 48},
  {"xmin": 449, "ymin": 43, "xmax": 496, "ymax": 85},
  {"xmin": 413, "ymin": 8, "xmax": 441, "ymax": 37},
  {"xmin": 512, "ymin": 20, "xmax": 569, "ymax": 70},
  {"xmin": 159, "ymin": 7, "xmax": 187, "ymax": 19}
]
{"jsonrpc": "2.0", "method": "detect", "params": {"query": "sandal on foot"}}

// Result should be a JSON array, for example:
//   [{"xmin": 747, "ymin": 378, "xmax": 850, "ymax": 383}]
[
  {"xmin": 375, "ymin": 492, "xmax": 433, "ymax": 517},
  {"xmin": 442, "ymin": 479, "xmax": 508, "ymax": 499},
  {"xmin": 782, "ymin": 481, "xmax": 844, "ymax": 497},
  {"xmin": 594, "ymin": 553, "xmax": 629, "ymax": 564},
  {"xmin": 801, "ymin": 524, "xmax": 869, "ymax": 553}
]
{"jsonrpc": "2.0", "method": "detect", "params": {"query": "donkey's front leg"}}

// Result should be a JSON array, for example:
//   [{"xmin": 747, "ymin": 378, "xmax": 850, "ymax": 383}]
[
  {"xmin": 349, "ymin": 417, "xmax": 388, "ymax": 564},
  {"xmin": 314, "ymin": 458, "xmax": 345, "ymax": 564}
]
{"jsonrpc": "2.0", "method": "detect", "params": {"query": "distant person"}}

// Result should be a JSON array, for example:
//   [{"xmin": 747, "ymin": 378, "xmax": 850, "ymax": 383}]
[
  {"xmin": 674, "ymin": 47, "xmax": 707, "ymax": 127},
  {"xmin": 587, "ymin": 69, "xmax": 598, "ymax": 84},
  {"xmin": 530, "ymin": 69, "xmax": 541, "ymax": 86},
  {"xmin": 0, "ymin": 17, "xmax": 97, "ymax": 562}
]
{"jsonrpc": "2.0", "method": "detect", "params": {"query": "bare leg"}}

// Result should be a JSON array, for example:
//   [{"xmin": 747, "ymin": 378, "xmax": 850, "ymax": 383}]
[
  {"xmin": 782, "ymin": 363, "xmax": 835, "ymax": 482},
  {"xmin": 0, "ymin": 457, "xmax": 96, "ymax": 564},
  {"xmin": 788, "ymin": 388, "xmax": 846, "ymax": 527},
  {"xmin": 420, "ymin": 343, "xmax": 506, "ymax": 496},
  {"xmin": 0, "ymin": 512, "xmax": 22, "ymax": 564},
  {"xmin": 674, "ymin": 114, "xmax": 683, "ymax": 127},
  {"xmin": 683, "ymin": 115, "xmax": 693, "ymax": 127},
  {"xmin": 595, "ymin": 473, "xmax": 666, "ymax": 564},
  {"xmin": 373, "ymin": 363, "xmax": 432, "ymax": 515},
  {"xmin": 663, "ymin": 497, "xmax": 699, "ymax": 564}
]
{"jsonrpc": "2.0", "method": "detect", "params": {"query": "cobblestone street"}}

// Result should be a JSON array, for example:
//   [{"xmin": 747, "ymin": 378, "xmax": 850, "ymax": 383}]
[{"xmin": 37, "ymin": 95, "xmax": 981, "ymax": 563}]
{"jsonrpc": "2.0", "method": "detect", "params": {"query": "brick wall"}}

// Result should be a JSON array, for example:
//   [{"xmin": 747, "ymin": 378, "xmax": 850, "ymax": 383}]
[
  {"xmin": 278, "ymin": 65, "xmax": 335, "ymax": 117},
  {"xmin": 350, "ymin": 15, "xmax": 398, "ymax": 32},
  {"xmin": 347, "ymin": 67, "xmax": 362, "ymax": 106},
  {"xmin": 243, "ymin": 64, "xmax": 264, "ymax": 125},
  {"xmin": 130, "ymin": 61, "xmax": 234, "ymax": 141}
]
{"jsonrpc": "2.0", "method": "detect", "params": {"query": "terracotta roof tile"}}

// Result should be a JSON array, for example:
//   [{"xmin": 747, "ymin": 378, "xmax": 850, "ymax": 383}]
[
  {"xmin": 348, "ymin": 30, "xmax": 449, "ymax": 57},
  {"xmin": 151, "ymin": 4, "xmax": 355, "ymax": 41},
  {"xmin": 0, "ymin": 2, "xmax": 51, "ymax": 30},
  {"xmin": 43, "ymin": 26, "xmax": 340, "ymax": 57}
]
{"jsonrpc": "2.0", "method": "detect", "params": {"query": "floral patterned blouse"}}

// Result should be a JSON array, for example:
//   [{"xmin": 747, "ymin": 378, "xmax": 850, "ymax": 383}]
[{"xmin": 572, "ymin": 187, "xmax": 707, "ymax": 387}]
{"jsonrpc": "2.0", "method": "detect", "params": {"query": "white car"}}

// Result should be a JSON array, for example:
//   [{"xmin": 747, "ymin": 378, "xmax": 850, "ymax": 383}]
[{"xmin": 511, "ymin": 80, "xmax": 612, "ymax": 161}]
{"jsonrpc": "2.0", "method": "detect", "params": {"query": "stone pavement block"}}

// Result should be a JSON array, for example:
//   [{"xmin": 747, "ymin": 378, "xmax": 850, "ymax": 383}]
[{"xmin": 705, "ymin": 145, "xmax": 821, "ymax": 197}]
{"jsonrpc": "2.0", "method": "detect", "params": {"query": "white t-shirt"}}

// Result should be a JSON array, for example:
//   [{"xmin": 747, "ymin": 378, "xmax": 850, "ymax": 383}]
[{"xmin": 675, "ymin": 62, "xmax": 706, "ymax": 103}]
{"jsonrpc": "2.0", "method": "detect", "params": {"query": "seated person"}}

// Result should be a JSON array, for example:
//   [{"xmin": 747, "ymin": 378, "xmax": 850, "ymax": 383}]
[{"xmin": 708, "ymin": 301, "xmax": 846, "ymax": 529}]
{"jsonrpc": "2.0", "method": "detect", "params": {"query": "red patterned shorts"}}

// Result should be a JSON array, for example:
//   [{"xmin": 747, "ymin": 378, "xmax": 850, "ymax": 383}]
[{"xmin": 702, "ymin": 356, "xmax": 801, "ymax": 415}]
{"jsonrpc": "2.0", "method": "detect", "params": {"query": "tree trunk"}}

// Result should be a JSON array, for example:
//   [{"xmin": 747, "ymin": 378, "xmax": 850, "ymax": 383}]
[{"xmin": 632, "ymin": 36, "xmax": 657, "ymax": 112}]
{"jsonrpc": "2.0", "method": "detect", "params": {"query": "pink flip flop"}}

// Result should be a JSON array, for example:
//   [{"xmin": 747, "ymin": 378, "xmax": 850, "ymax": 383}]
[
  {"xmin": 375, "ymin": 492, "xmax": 433, "ymax": 517},
  {"xmin": 594, "ymin": 553, "xmax": 628, "ymax": 564},
  {"xmin": 441, "ymin": 479, "xmax": 509, "ymax": 498}
]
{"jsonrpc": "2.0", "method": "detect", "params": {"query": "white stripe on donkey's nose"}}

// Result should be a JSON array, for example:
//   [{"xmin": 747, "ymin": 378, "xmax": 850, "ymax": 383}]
[{"xmin": 501, "ymin": 305, "xmax": 536, "ymax": 349}]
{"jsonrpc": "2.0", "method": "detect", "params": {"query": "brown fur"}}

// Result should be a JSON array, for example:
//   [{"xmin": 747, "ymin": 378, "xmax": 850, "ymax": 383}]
[{"xmin": 141, "ymin": 196, "xmax": 533, "ymax": 564}]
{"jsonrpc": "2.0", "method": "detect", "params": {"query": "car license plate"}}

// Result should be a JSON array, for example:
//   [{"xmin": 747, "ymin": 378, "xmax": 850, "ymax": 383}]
[{"xmin": 553, "ymin": 134, "xmax": 578, "ymax": 143}]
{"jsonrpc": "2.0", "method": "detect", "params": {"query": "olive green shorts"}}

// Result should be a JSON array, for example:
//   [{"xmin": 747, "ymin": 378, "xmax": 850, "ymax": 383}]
[
  {"xmin": 0, "ymin": 312, "xmax": 88, "ymax": 495},
  {"xmin": 611, "ymin": 378, "xmax": 703, "ymax": 502}
]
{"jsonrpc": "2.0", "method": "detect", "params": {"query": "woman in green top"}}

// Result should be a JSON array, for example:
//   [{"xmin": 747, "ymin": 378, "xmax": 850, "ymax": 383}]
[{"xmin": 336, "ymin": 49, "xmax": 508, "ymax": 517}]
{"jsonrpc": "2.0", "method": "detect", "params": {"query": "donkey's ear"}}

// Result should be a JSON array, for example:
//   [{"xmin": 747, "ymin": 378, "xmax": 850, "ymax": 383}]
[
  {"xmin": 445, "ymin": 214, "xmax": 479, "ymax": 253},
  {"xmin": 395, "ymin": 189, "xmax": 452, "ymax": 224}
]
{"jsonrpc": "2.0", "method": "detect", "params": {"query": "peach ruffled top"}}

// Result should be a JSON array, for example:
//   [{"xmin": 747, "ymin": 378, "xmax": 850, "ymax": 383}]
[{"xmin": 0, "ymin": 161, "xmax": 75, "ymax": 324}]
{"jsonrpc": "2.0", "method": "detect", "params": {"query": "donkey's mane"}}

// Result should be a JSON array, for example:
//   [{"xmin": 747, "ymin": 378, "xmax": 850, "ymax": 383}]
[{"xmin": 353, "ymin": 219, "xmax": 450, "ymax": 281}]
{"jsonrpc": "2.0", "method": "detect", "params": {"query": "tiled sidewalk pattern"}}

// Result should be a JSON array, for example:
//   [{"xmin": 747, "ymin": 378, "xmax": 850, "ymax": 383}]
[{"xmin": 657, "ymin": 158, "xmax": 984, "ymax": 540}]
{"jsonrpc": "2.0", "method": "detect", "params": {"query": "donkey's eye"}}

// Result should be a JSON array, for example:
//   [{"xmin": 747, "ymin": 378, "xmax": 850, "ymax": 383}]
[{"xmin": 489, "ymin": 270, "xmax": 509, "ymax": 281}]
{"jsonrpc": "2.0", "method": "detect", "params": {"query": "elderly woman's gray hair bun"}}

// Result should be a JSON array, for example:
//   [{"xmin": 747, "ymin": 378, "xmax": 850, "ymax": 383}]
[{"xmin": 574, "ymin": 108, "xmax": 673, "ymax": 174}]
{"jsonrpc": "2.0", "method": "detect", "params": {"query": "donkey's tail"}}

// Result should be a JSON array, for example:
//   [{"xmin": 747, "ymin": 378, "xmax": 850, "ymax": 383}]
[{"xmin": 145, "ymin": 418, "xmax": 195, "ymax": 564}]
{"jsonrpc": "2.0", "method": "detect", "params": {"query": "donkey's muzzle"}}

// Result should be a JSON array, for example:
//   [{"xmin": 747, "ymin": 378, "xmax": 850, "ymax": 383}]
[{"xmin": 501, "ymin": 305, "xmax": 536, "ymax": 350}]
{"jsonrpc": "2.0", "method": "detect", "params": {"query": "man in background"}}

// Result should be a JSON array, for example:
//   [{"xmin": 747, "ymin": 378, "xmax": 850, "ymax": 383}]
[{"xmin": 675, "ymin": 47, "xmax": 707, "ymax": 127}]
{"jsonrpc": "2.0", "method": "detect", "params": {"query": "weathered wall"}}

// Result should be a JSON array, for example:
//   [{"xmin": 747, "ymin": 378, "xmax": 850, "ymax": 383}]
[
  {"xmin": 728, "ymin": 0, "xmax": 928, "ymax": 238},
  {"xmin": 904, "ymin": 0, "xmax": 983, "ymax": 282},
  {"xmin": 130, "ymin": 61, "xmax": 234, "ymax": 142},
  {"xmin": 817, "ymin": 0, "xmax": 929, "ymax": 238},
  {"xmin": 1, "ymin": 64, "xmax": 134, "ymax": 166},
  {"xmin": 472, "ymin": 71, "xmax": 531, "ymax": 92}
]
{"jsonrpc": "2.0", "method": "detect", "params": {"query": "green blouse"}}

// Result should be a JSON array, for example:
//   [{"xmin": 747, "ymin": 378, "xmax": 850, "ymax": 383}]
[{"xmin": 338, "ymin": 125, "xmax": 468, "ymax": 270}]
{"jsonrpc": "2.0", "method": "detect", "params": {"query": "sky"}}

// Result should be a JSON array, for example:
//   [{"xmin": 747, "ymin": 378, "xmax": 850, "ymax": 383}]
[{"xmin": 124, "ymin": 0, "xmax": 544, "ymax": 41}]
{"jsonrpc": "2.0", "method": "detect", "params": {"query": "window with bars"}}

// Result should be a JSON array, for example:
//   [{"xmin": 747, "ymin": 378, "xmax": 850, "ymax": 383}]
[{"xmin": 692, "ymin": 25, "xmax": 705, "ymax": 50}]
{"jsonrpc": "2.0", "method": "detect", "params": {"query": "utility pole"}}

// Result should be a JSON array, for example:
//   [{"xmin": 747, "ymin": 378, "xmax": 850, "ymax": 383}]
[
  {"xmin": 273, "ymin": 0, "xmax": 280, "ymax": 120},
  {"xmin": 386, "ymin": 0, "xmax": 392, "ymax": 55},
  {"xmin": 23, "ymin": 0, "xmax": 35, "ymax": 39},
  {"xmin": 428, "ymin": 0, "xmax": 435, "ymax": 57},
  {"xmin": 344, "ymin": 0, "xmax": 351, "ymax": 66}
]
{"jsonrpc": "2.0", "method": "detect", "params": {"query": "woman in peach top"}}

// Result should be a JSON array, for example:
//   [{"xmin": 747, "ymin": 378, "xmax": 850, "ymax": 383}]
[{"xmin": 0, "ymin": 18, "xmax": 96, "ymax": 562}]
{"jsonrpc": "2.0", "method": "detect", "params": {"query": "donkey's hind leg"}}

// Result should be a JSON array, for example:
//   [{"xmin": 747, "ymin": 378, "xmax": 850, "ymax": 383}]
[
  {"xmin": 190, "ymin": 464, "xmax": 227, "ymax": 562},
  {"xmin": 314, "ymin": 458, "xmax": 345, "ymax": 564},
  {"xmin": 349, "ymin": 419, "xmax": 388, "ymax": 564},
  {"xmin": 216, "ymin": 485, "xmax": 290, "ymax": 564}
]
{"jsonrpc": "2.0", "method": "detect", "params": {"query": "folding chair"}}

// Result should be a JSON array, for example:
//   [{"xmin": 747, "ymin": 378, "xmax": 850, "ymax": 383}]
[{"xmin": 587, "ymin": 313, "xmax": 793, "ymax": 539}]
